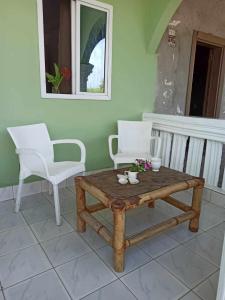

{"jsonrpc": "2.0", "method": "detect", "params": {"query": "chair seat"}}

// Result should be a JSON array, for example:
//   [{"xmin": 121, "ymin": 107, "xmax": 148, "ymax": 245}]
[
  {"xmin": 113, "ymin": 152, "xmax": 151, "ymax": 164},
  {"xmin": 48, "ymin": 161, "xmax": 85, "ymax": 184}
]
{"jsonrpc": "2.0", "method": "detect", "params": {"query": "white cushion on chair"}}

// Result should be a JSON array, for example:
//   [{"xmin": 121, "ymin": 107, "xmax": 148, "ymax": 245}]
[
  {"xmin": 108, "ymin": 120, "xmax": 161, "ymax": 169},
  {"xmin": 7, "ymin": 123, "xmax": 86, "ymax": 226},
  {"xmin": 113, "ymin": 152, "xmax": 152, "ymax": 164},
  {"xmin": 8, "ymin": 124, "xmax": 54, "ymax": 163},
  {"xmin": 48, "ymin": 161, "xmax": 85, "ymax": 184},
  {"xmin": 118, "ymin": 121, "xmax": 153, "ymax": 154}
]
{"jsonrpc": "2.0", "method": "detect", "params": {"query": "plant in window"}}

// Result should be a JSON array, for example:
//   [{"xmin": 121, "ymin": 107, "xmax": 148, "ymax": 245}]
[
  {"xmin": 46, "ymin": 63, "xmax": 64, "ymax": 94},
  {"xmin": 38, "ymin": 0, "xmax": 113, "ymax": 100}
]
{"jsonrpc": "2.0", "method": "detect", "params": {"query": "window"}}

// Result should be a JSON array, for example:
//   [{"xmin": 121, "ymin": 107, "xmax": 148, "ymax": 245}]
[{"xmin": 37, "ymin": 0, "xmax": 113, "ymax": 100}]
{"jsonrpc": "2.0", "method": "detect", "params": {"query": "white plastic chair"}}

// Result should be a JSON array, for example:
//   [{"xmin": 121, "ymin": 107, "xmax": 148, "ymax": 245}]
[
  {"xmin": 7, "ymin": 123, "xmax": 86, "ymax": 225},
  {"xmin": 108, "ymin": 120, "xmax": 161, "ymax": 169}
]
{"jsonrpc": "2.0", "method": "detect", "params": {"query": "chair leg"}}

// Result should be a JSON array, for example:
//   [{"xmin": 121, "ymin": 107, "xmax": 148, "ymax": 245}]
[
  {"xmin": 114, "ymin": 162, "xmax": 118, "ymax": 169},
  {"xmin": 53, "ymin": 184, "xmax": 61, "ymax": 226},
  {"xmin": 15, "ymin": 178, "xmax": 24, "ymax": 213}
]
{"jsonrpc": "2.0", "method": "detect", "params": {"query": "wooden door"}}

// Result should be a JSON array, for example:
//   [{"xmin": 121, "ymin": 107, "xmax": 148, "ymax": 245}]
[{"xmin": 186, "ymin": 31, "xmax": 225, "ymax": 118}]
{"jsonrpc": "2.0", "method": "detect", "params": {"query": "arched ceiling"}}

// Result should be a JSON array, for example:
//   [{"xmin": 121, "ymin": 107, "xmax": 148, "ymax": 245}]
[{"xmin": 147, "ymin": 0, "xmax": 183, "ymax": 53}]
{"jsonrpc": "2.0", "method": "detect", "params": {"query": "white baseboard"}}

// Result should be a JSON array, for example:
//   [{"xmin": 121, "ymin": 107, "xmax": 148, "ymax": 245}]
[
  {"xmin": 0, "ymin": 178, "xmax": 72, "ymax": 202},
  {"xmin": 0, "ymin": 186, "xmax": 14, "ymax": 202},
  {"xmin": 0, "ymin": 168, "xmax": 114, "ymax": 202}
]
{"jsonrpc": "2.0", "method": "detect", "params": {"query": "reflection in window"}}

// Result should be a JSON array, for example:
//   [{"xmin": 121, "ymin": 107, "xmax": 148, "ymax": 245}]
[
  {"xmin": 80, "ymin": 5, "xmax": 106, "ymax": 93},
  {"xmin": 42, "ymin": 0, "xmax": 72, "ymax": 94},
  {"xmin": 87, "ymin": 39, "xmax": 106, "ymax": 93},
  {"xmin": 38, "ymin": 0, "xmax": 112, "ymax": 99}
]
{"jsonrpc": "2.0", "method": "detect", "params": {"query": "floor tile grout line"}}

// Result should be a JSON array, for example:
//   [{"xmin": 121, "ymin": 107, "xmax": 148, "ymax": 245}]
[
  {"xmin": 120, "ymin": 262, "xmax": 190, "ymax": 300},
  {"xmin": 117, "ymin": 278, "xmax": 139, "ymax": 300},
  {"xmin": 0, "ymin": 189, "xmax": 224, "ymax": 298},
  {"xmin": 156, "ymin": 253, "xmax": 219, "ymax": 291},
  {"xmin": 72, "ymin": 212, "xmax": 164, "ymax": 278},
  {"xmin": 78, "ymin": 278, "xmax": 119, "ymax": 300},
  {"xmin": 89, "ymin": 240, "xmax": 154, "ymax": 280},
  {"xmin": 29, "ymin": 218, "xmax": 74, "ymax": 244},
  {"xmin": 153, "ymin": 258, "xmax": 197, "ymax": 291},
  {"xmin": 2, "ymin": 268, "xmax": 54, "ymax": 291},
  {"xmin": 51, "ymin": 268, "xmax": 73, "ymax": 300},
  {"xmin": 190, "ymin": 269, "xmax": 220, "ymax": 295},
  {"xmin": 77, "ymin": 206, "xmax": 222, "ymax": 297},
  {"xmin": 0, "ymin": 214, "xmax": 29, "ymax": 235},
  {"xmin": 137, "ymin": 242, "xmax": 181, "ymax": 261},
  {"xmin": 137, "ymin": 235, "xmax": 194, "ymax": 262},
  {"xmin": 48, "ymin": 226, "xmax": 133, "ymax": 300},
  {"xmin": 64, "ymin": 203, "xmax": 216, "ymax": 281},
  {"xmin": 200, "ymin": 220, "xmax": 225, "ymax": 233},
  {"xmin": 177, "ymin": 290, "xmax": 202, "ymax": 300},
  {"xmin": 201, "ymin": 220, "xmax": 225, "ymax": 234},
  {"xmin": 21, "ymin": 195, "xmax": 102, "ymax": 270},
  {"xmin": 18, "ymin": 209, "xmax": 55, "ymax": 266},
  {"xmin": 75, "ymin": 231, "xmax": 124, "ymax": 280},
  {"xmin": 53, "ymin": 252, "xmax": 118, "ymax": 300},
  {"xmin": 0, "ymin": 280, "xmax": 6, "ymax": 300},
  {"xmin": 0, "ymin": 210, "xmax": 41, "ymax": 257},
  {"xmin": 49, "ymin": 248, "xmax": 93, "ymax": 269},
  {"xmin": 179, "ymin": 237, "xmax": 222, "ymax": 268},
  {"xmin": 15, "ymin": 212, "xmax": 74, "ymax": 300},
  {"xmin": 79, "ymin": 277, "xmax": 139, "ymax": 300},
  {"xmin": 24, "ymin": 219, "xmax": 87, "ymax": 278},
  {"xmin": 29, "ymin": 217, "xmax": 75, "ymax": 300},
  {"xmin": 0, "ymin": 241, "xmax": 39, "ymax": 259}
]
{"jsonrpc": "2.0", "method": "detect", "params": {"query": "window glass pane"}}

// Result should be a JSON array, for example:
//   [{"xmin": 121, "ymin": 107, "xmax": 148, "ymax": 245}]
[
  {"xmin": 42, "ymin": 0, "xmax": 72, "ymax": 94},
  {"xmin": 80, "ymin": 5, "xmax": 107, "ymax": 93}
]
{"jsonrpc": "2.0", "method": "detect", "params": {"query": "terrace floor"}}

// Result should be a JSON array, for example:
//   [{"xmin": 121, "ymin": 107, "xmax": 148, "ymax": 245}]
[{"xmin": 0, "ymin": 180, "xmax": 223, "ymax": 300}]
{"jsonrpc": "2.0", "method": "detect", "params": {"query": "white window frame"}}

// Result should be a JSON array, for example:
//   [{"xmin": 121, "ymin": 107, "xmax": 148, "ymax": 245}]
[{"xmin": 37, "ymin": 0, "xmax": 113, "ymax": 101}]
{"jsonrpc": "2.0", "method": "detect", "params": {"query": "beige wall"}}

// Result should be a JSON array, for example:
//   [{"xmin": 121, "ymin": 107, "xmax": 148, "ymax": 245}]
[{"xmin": 155, "ymin": 0, "xmax": 225, "ymax": 118}]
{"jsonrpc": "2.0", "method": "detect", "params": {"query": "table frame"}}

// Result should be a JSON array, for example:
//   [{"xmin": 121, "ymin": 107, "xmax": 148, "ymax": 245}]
[{"xmin": 75, "ymin": 175, "xmax": 204, "ymax": 272}]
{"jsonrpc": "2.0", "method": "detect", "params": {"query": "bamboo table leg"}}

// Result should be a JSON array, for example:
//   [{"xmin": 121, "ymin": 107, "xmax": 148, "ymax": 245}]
[
  {"xmin": 189, "ymin": 185, "xmax": 203, "ymax": 232},
  {"xmin": 112, "ymin": 203, "xmax": 125, "ymax": 272},
  {"xmin": 148, "ymin": 201, "xmax": 155, "ymax": 208},
  {"xmin": 75, "ymin": 177, "xmax": 86, "ymax": 233}
]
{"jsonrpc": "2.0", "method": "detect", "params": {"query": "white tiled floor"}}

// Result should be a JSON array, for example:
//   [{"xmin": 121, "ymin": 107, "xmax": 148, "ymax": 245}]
[{"xmin": 0, "ymin": 187, "xmax": 223, "ymax": 299}]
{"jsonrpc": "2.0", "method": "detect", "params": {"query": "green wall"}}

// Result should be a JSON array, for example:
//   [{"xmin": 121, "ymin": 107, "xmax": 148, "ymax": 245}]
[{"xmin": 0, "ymin": 0, "xmax": 181, "ymax": 187}]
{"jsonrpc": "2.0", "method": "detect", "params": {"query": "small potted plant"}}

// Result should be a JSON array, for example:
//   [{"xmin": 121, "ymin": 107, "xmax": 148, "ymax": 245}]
[
  {"xmin": 129, "ymin": 163, "xmax": 145, "ymax": 173},
  {"xmin": 46, "ymin": 63, "xmax": 64, "ymax": 94},
  {"xmin": 126, "ymin": 159, "xmax": 152, "ymax": 180},
  {"xmin": 136, "ymin": 159, "xmax": 152, "ymax": 171}
]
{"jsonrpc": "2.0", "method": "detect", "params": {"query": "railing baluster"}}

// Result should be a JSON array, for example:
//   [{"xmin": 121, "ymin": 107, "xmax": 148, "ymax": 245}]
[
  {"xmin": 160, "ymin": 131, "xmax": 172, "ymax": 167},
  {"xmin": 203, "ymin": 140, "xmax": 222, "ymax": 186},
  {"xmin": 170, "ymin": 134, "xmax": 188, "ymax": 171},
  {"xmin": 186, "ymin": 137, "xmax": 204, "ymax": 176}
]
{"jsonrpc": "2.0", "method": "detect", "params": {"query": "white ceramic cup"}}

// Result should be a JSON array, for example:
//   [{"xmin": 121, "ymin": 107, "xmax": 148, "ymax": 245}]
[
  {"xmin": 125, "ymin": 171, "xmax": 138, "ymax": 180},
  {"xmin": 151, "ymin": 157, "xmax": 162, "ymax": 172},
  {"xmin": 118, "ymin": 177, "xmax": 128, "ymax": 185},
  {"xmin": 117, "ymin": 174, "xmax": 127, "ymax": 180}
]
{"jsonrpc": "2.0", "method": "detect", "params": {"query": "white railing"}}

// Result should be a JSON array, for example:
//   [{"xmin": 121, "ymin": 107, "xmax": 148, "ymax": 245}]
[{"xmin": 143, "ymin": 113, "xmax": 225, "ymax": 194}]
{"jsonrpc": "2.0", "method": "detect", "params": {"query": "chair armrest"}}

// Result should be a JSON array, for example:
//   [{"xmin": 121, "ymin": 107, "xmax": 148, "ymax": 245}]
[
  {"xmin": 52, "ymin": 139, "xmax": 86, "ymax": 164},
  {"xmin": 108, "ymin": 135, "xmax": 118, "ymax": 160},
  {"xmin": 150, "ymin": 136, "xmax": 161, "ymax": 158},
  {"xmin": 16, "ymin": 148, "xmax": 49, "ymax": 177}
]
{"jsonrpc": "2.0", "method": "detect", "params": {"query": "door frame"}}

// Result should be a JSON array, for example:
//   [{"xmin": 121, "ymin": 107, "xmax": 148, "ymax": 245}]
[{"xmin": 185, "ymin": 31, "xmax": 225, "ymax": 117}]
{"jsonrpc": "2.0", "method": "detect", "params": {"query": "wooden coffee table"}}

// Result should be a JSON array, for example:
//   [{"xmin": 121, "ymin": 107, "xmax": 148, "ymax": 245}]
[{"xmin": 75, "ymin": 167, "xmax": 204, "ymax": 272}]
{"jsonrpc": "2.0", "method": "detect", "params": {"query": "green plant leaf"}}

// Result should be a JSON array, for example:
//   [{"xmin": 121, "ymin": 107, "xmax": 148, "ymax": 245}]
[{"xmin": 46, "ymin": 63, "xmax": 64, "ymax": 90}]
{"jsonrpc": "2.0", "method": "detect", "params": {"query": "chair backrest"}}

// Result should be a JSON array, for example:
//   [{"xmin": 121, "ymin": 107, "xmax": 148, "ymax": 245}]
[
  {"xmin": 118, "ymin": 120, "xmax": 153, "ymax": 154},
  {"xmin": 7, "ymin": 123, "xmax": 54, "ymax": 163}
]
